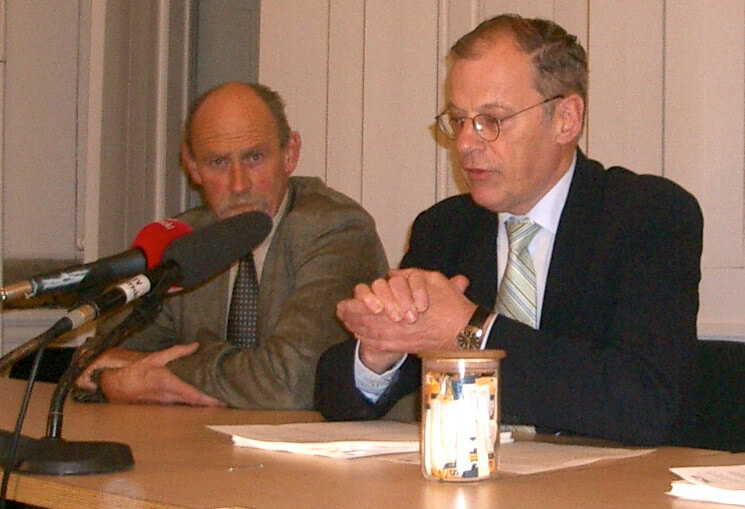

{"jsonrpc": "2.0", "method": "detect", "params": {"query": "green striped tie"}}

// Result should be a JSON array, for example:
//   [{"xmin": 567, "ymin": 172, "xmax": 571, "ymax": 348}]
[{"xmin": 496, "ymin": 218, "xmax": 541, "ymax": 328}]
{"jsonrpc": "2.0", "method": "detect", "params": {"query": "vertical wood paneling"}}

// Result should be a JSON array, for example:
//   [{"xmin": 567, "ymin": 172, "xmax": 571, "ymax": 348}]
[
  {"xmin": 0, "ymin": 0, "xmax": 4, "ymax": 62},
  {"xmin": 362, "ymin": 1, "xmax": 439, "ymax": 264},
  {"xmin": 3, "ymin": 0, "xmax": 79, "ymax": 259},
  {"xmin": 164, "ymin": 0, "xmax": 196, "ymax": 218},
  {"xmin": 587, "ymin": 1, "xmax": 663, "ymax": 175},
  {"xmin": 82, "ymin": 0, "xmax": 105, "ymax": 261},
  {"xmin": 486, "ymin": 0, "xmax": 554, "ymax": 18},
  {"xmin": 0, "ymin": 0, "xmax": 4, "ymax": 351},
  {"xmin": 437, "ymin": 0, "xmax": 481, "ymax": 201},
  {"xmin": 665, "ymin": 0, "xmax": 745, "ymax": 334},
  {"xmin": 666, "ymin": 1, "xmax": 744, "ymax": 266},
  {"xmin": 326, "ymin": 0, "xmax": 365, "ymax": 201},
  {"xmin": 258, "ymin": 1, "xmax": 329, "ymax": 181}
]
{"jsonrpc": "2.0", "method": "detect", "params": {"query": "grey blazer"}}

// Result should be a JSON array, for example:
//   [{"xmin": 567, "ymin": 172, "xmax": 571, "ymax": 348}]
[{"xmin": 111, "ymin": 176, "xmax": 389, "ymax": 409}]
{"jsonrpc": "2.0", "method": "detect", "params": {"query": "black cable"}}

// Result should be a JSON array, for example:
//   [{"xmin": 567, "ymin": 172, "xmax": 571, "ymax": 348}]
[{"xmin": 0, "ymin": 319, "xmax": 69, "ymax": 508}]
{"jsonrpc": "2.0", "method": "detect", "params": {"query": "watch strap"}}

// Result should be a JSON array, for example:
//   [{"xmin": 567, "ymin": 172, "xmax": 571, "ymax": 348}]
[{"xmin": 468, "ymin": 305, "xmax": 492, "ymax": 329}]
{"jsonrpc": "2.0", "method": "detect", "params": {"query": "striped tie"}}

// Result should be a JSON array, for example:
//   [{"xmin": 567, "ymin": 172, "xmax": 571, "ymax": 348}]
[{"xmin": 496, "ymin": 217, "xmax": 541, "ymax": 328}]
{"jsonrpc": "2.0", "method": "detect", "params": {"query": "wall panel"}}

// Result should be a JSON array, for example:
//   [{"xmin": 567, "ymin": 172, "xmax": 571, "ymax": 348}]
[
  {"xmin": 326, "ymin": 0, "xmax": 365, "ymax": 201},
  {"xmin": 587, "ymin": 1, "xmax": 663, "ymax": 175},
  {"xmin": 258, "ymin": 1, "xmax": 329, "ymax": 181},
  {"xmin": 3, "ymin": 0, "xmax": 80, "ymax": 259},
  {"xmin": 362, "ymin": 1, "xmax": 440, "ymax": 263},
  {"xmin": 665, "ymin": 1, "xmax": 745, "ymax": 335}
]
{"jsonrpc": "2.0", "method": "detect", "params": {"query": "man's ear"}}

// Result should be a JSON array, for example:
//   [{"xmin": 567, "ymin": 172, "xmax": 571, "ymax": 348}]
[
  {"xmin": 282, "ymin": 131, "xmax": 302, "ymax": 175},
  {"xmin": 180, "ymin": 143, "xmax": 202, "ymax": 185},
  {"xmin": 555, "ymin": 94, "xmax": 584, "ymax": 144}
]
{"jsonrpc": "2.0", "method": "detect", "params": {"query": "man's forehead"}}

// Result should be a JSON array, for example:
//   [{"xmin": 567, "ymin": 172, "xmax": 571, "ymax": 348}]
[
  {"xmin": 190, "ymin": 90, "xmax": 278, "ymax": 148},
  {"xmin": 447, "ymin": 39, "xmax": 536, "ymax": 107}
]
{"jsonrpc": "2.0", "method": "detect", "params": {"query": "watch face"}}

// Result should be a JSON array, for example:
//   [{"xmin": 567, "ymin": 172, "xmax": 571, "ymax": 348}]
[{"xmin": 457, "ymin": 326, "xmax": 482, "ymax": 350}]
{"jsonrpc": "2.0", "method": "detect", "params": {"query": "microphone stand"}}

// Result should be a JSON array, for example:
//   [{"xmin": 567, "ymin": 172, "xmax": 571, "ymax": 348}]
[{"xmin": 14, "ymin": 268, "xmax": 179, "ymax": 476}]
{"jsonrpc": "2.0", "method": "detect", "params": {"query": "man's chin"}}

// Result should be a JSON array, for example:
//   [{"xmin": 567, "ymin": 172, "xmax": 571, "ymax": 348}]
[{"xmin": 469, "ymin": 187, "xmax": 505, "ymax": 213}]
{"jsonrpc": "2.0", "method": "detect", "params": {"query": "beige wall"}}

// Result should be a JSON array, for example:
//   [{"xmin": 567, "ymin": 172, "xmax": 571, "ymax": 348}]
[{"xmin": 259, "ymin": 0, "xmax": 745, "ymax": 341}]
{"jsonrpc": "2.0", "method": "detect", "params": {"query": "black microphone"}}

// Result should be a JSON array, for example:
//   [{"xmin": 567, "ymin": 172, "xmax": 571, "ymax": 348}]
[
  {"xmin": 0, "ymin": 219, "xmax": 193, "ymax": 303},
  {"xmin": 0, "ymin": 210, "xmax": 273, "ymax": 477},
  {"xmin": 0, "ymin": 211, "xmax": 272, "ymax": 374},
  {"xmin": 64, "ymin": 210, "xmax": 273, "ymax": 330}
]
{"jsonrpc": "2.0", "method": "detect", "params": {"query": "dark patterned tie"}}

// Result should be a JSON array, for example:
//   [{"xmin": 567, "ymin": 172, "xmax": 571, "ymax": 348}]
[
  {"xmin": 226, "ymin": 253, "xmax": 259, "ymax": 348},
  {"xmin": 496, "ymin": 217, "xmax": 541, "ymax": 328}
]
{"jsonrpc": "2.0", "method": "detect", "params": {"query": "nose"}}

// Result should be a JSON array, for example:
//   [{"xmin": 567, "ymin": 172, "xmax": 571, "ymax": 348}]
[
  {"xmin": 229, "ymin": 164, "xmax": 251, "ymax": 193},
  {"xmin": 454, "ymin": 118, "xmax": 485, "ymax": 155}
]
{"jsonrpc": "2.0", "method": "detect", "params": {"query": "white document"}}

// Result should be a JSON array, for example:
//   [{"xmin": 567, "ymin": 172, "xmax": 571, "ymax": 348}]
[
  {"xmin": 668, "ymin": 464, "xmax": 745, "ymax": 506},
  {"xmin": 208, "ymin": 421, "xmax": 512, "ymax": 459},
  {"xmin": 208, "ymin": 421, "xmax": 419, "ymax": 458}
]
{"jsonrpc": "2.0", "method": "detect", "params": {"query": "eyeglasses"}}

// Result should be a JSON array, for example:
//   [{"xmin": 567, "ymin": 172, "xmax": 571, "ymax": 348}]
[{"xmin": 436, "ymin": 95, "xmax": 563, "ymax": 142}]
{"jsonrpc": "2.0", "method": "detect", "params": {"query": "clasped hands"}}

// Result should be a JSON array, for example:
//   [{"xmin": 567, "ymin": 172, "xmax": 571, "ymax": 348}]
[{"xmin": 336, "ymin": 268, "xmax": 477, "ymax": 373}]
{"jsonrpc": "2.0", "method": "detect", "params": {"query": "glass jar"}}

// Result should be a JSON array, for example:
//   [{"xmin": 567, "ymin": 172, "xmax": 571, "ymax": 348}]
[{"xmin": 419, "ymin": 350, "xmax": 506, "ymax": 482}]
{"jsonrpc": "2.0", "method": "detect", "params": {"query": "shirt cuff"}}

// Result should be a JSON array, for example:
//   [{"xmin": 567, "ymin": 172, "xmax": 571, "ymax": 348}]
[
  {"xmin": 353, "ymin": 341, "xmax": 407, "ymax": 402},
  {"xmin": 480, "ymin": 312, "xmax": 498, "ymax": 349}
]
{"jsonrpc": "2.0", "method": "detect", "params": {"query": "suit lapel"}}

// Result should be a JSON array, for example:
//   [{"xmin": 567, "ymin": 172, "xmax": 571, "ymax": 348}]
[
  {"xmin": 541, "ymin": 152, "xmax": 606, "ymax": 330},
  {"xmin": 256, "ymin": 179, "xmax": 297, "ymax": 338},
  {"xmin": 460, "ymin": 201, "xmax": 500, "ymax": 309}
]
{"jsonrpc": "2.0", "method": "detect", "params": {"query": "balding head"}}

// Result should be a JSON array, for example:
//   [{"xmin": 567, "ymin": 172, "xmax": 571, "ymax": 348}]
[{"xmin": 184, "ymin": 82, "xmax": 291, "ymax": 156}]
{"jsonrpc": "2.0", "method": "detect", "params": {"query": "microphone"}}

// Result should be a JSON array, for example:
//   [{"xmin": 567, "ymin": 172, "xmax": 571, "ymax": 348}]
[
  {"xmin": 2, "ymin": 210, "xmax": 273, "ymax": 477},
  {"xmin": 64, "ymin": 210, "xmax": 273, "ymax": 330},
  {"xmin": 0, "ymin": 211, "xmax": 272, "ymax": 375},
  {"xmin": 0, "ymin": 219, "xmax": 193, "ymax": 303}
]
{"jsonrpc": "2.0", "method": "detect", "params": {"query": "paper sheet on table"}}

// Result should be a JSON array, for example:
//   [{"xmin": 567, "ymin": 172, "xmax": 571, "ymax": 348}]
[
  {"xmin": 382, "ymin": 440, "xmax": 654, "ymax": 475},
  {"xmin": 208, "ymin": 421, "xmax": 512, "ymax": 459},
  {"xmin": 667, "ymin": 464, "xmax": 745, "ymax": 506}
]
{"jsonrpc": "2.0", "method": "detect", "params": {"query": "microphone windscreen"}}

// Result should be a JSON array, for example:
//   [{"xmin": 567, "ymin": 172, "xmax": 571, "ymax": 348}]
[
  {"xmin": 161, "ymin": 211, "xmax": 272, "ymax": 289},
  {"xmin": 131, "ymin": 219, "xmax": 194, "ymax": 269}
]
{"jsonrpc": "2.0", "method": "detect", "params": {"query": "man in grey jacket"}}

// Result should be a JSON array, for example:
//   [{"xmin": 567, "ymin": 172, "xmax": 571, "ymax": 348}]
[{"xmin": 75, "ymin": 82, "xmax": 388, "ymax": 409}]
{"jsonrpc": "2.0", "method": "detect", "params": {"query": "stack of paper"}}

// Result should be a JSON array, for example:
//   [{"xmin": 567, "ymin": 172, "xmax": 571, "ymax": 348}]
[
  {"xmin": 208, "ymin": 421, "xmax": 512, "ymax": 459},
  {"xmin": 668, "ymin": 464, "xmax": 745, "ymax": 506}
]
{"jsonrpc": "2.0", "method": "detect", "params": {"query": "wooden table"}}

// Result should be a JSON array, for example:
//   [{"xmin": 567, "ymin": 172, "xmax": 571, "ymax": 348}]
[{"xmin": 1, "ymin": 377, "xmax": 742, "ymax": 508}]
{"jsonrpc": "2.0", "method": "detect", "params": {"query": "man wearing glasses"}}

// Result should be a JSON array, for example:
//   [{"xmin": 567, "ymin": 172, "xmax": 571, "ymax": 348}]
[{"xmin": 315, "ymin": 14, "xmax": 703, "ymax": 446}]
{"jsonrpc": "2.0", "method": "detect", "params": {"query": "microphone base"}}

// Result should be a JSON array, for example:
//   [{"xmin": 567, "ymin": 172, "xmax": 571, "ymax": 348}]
[
  {"xmin": 0, "ymin": 432, "xmax": 134, "ymax": 475},
  {"xmin": 0, "ymin": 429, "xmax": 40, "ymax": 468}
]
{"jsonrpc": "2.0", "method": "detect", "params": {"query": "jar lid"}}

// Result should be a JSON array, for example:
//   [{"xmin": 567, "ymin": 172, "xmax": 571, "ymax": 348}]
[{"xmin": 417, "ymin": 349, "xmax": 506, "ymax": 360}]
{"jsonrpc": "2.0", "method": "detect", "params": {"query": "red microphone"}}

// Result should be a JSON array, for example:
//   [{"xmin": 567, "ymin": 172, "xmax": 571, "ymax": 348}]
[
  {"xmin": 131, "ymin": 218, "xmax": 194, "ymax": 269},
  {"xmin": 0, "ymin": 219, "xmax": 193, "ymax": 302}
]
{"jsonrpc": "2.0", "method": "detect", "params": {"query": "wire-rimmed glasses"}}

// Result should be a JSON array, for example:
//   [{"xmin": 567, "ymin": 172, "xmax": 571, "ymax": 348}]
[{"xmin": 436, "ymin": 95, "xmax": 563, "ymax": 142}]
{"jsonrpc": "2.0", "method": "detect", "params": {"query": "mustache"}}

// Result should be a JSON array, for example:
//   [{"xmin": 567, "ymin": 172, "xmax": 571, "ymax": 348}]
[{"xmin": 218, "ymin": 193, "xmax": 270, "ymax": 217}]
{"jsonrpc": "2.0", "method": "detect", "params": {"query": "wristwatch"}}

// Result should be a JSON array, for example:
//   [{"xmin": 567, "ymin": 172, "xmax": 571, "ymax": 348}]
[{"xmin": 456, "ymin": 306, "xmax": 493, "ymax": 350}]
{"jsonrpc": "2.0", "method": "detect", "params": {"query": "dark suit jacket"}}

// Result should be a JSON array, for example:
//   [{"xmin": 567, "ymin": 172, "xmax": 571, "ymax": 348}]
[
  {"xmin": 89, "ymin": 176, "xmax": 389, "ymax": 409},
  {"xmin": 315, "ymin": 151, "xmax": 703, "ymax": 446}
]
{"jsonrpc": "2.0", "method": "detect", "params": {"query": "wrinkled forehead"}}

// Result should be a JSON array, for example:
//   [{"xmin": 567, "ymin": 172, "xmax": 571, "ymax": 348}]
[{"xmin": 190, "ymin": 88, "xmax": 279, "ymax": 151}]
